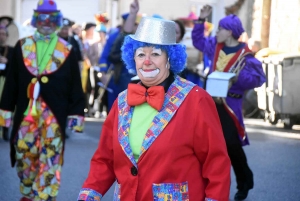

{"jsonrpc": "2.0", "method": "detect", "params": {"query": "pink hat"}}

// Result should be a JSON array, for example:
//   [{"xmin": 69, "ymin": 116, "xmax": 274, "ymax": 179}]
[
  {"xmin": 34, "ymin": 0, "xmax": 60, "ymax": 13},
  {"xmin": 179, "ymin": 12, "xmax": 198, "ymax": 21}
]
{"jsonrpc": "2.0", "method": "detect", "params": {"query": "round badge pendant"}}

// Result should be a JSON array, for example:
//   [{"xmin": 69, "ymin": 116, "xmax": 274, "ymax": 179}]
[
  {"xmin": 41, "ymin": 76, "xmax": 49, "ymax": 83},
  {"xmin": 31, "ymin": 77, "xmax": 37, "ymax": 84}
]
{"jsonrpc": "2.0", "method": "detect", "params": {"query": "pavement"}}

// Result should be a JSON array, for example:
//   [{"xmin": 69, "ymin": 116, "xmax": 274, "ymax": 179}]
[
  {"xmin": 0, "ymin": 118, "xmax": 299, "ymax": 201},
  {"xmin": 244, "ymin": 118, "xmax": 300, "ymax": 139}
]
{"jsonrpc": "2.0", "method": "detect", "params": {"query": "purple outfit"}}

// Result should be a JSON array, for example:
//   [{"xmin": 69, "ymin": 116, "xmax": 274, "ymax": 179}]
[
  {"xmin": 192, "ymin": 15, "xmax": 266, "ymax": 198},
  {"xmin": 192, "ymin": 23, "xmax": 266, "ymax": 145}
]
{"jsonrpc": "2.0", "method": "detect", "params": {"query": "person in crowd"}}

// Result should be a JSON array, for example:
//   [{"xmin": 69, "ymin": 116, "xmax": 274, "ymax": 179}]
[
  {"xmin": 179, "ymin": 12, "xmax": 210, "ymax": 87},
  {"xmin": 72, "ymin": 23, "xmax": 83, "ymax": 40},
  {"xmin": 0, "ymin": 16, "xmax": 13, "ymax": 27},
  {"xmin": 88, "ymin": 12, "xmax": 110, "ymax": 118},
  {"xmin": 81, "ymin": 22, "xmax": 100, "ymax": 117},
  {"xmin": 0, "ymin": 16, "xmax": 19, "ymax": 48},
  {"xmin": 0, "ymin": 26, "xmax": 13, "ymax": 141},
  {"xmin": 191, "ymin": 21, "xmax": 214, "ymax": 89},
  {"xmin": 77, "ymin": 7, "xmax": 231, "ymax": 201},
  {"xmin": 94, "ymin": 12, "xmax": 109, "ymax": 48},
  {"xmin": 94, "ymin": 23, "xmax": 109, "ymax": 118},
  {"xmin": 58, "ymin": 18, "xmax": 83, "ymax": 62},
  {"xmin": 71, "ymin": 23, "xmax": 85, "ymax": 76},
  {"xmin": 82, "ymin": 22, "xmax": 98, "ymax": 66},
  {"xmin": 192, "ymin": 5, "xmax": 266, "ymax": 201},
  {"xmin": 174, "ymin": 19, "xmax": 185, "ymax": 43},
  {"xmin": 96, "ymin": 23, "xmax": 107, "ymax": 47},
  {"xmin": 0, "ymin": 1, "xmax": 85, "ymax": 200},
  {"xmin": 98, "ymin": 6, "xmax": 142, "ymax": 113},
  {"xmin": 97, "ymin": 13, "xmax": 131, "ymax": 113},
  {"xmin": 106, "ymin": 5, "xmax": 143, "ymax": 112}
]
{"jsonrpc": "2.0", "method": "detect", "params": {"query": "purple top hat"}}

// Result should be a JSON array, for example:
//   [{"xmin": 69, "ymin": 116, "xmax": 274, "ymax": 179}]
[{"xmin": 34, "ymin": 0, "xmax": 60, "ymax": 13}]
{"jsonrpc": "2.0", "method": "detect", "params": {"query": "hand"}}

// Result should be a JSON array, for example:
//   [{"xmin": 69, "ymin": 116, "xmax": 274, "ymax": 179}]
[
  {"xmin": 84, "ymin": 57, "xmax": 91, "ymax": 67},
  {"xmin": 199, "ymin": 5, "xmax": 212, "ymax": 19},
  {"xmin": 0, "ymin": 56, "xmax": 7, "ymax": 64},
  {"xmin": 228, "ymin": 75, "xmax": 238, "ymax": 89},
  {"xmin": 130, "ymin": 0, "xmax": 139, "ymax": 14},
  {"xmin": 231, "ymin": 75, "xmax": 238, "ymax": 84}
]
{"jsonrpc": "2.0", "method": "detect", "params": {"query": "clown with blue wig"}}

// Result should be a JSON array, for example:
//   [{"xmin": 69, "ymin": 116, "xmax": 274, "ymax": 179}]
[
  {"xmin": 0, "ymin": 0, "xmax": 85, "ymax": 200},
  {"xmin": 78, "ymin": 13, "xmax": 231, "ymax": 200},
  {"xmin": 192, "ymin": 5, "xmax": 266, "ymax": 201}
]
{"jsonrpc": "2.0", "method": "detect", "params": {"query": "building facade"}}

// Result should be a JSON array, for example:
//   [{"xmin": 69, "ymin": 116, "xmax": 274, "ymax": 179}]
[{"xmin": 1, "ymin": 0, "xmax": 299, "ymax": 52}]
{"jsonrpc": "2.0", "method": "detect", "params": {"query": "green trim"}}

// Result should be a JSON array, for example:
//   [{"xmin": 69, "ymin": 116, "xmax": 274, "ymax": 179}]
[{"xmin": 36, "ymin": 33, "xmax": 58, "ymax": 74}]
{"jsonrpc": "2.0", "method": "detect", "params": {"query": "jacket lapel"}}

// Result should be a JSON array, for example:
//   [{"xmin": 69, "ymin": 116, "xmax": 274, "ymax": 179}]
[
  {"xmin": 21, "ymin": 37, "xmax": 38, "ymax": 75},
  {"xmin": 117, "ymin": 91, "xmax": 137, "ymax": 167},
  {"xmin": 139, "ymin": 76, "xmax": 195, "ymax": 159},
  {"xmin": 117, "ymin": 76, "xmax": 195, "ymax": 166},
  {"xmin": 21, "ymin": 37, "xmax": 71, "ymax": 76}
]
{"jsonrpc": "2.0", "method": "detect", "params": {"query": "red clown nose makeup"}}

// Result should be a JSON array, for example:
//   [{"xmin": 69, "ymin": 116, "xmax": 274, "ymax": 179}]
[{"xmin": 144, "ymin": 59, "xmax": 152, "ymax": 65}]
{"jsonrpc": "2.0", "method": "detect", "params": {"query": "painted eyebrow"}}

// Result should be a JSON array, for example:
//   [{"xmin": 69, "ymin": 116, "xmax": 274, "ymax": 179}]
[
  {"xmin": 152, "ymin": 47, "xmax": 162, "ymax": 55},
  {"xmin": 135, "ymin": 48, "xmax": 144, "ymax": 55}
]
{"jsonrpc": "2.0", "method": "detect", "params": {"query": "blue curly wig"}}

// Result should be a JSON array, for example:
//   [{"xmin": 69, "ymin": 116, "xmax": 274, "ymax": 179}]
[
  {"xmin": 121, "ymin": 36, "xmax": 187, "ymax": 74},
  {"xmin": 31, "ymin": 11, "xmax": 63, "ymax": 30}
]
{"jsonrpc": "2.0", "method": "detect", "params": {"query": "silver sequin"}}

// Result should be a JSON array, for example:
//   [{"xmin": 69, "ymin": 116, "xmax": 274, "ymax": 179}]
[{"xmin": 129, "ymin": 17, "xmax": 177, "ymax": 45}]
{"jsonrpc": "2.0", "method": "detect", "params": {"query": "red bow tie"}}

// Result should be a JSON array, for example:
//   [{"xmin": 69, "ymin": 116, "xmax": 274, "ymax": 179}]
[{"xmin": 127, "ymin": 83, "xmax": 165, "ymax": 111}]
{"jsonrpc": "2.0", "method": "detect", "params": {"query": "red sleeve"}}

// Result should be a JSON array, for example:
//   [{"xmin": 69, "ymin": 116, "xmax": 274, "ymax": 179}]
[
  {"xmin": 193, "ymin": 91, "xmax": 231, "ymax": 201},
  {"xmin": 82, "ymin": 101, "xmax": 118, "ymax": 195}
]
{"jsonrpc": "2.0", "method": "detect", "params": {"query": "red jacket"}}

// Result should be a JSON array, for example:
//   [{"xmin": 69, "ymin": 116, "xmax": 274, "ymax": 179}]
[{"xmin": 79, "ymin": 77, "xmax": 230, "ymax": 201}]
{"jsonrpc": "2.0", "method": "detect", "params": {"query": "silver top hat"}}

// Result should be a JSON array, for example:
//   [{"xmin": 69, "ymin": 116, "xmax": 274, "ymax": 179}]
[{"xmin": 129, "ymin": 17, "xmax": 177, "ymax": 45}]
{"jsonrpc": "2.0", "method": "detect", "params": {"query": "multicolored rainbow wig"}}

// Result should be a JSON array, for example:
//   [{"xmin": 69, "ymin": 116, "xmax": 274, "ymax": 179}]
[{"xmin": 121, "ymin": 36, "xmax": 187, "ymax": 74}]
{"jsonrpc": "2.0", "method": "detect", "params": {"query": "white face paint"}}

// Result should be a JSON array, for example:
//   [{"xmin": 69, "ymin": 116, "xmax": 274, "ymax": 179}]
[
  {"xmin": 134, "ymin": 46, "xmax": 169, "ymax": 87},
  {"xmin": 139, "ymin": 68, "xmax": 160, "ymax": 78},
  {"xmin": 135, "ymin": 47, "xmax": 144, "ymax": 58},
  {"xmin": 152, "ymin": 47, "xmax": 162, "ymax": 55},
  {"xmin": 134, "ymin": 47, "xmax": 163, "ymax": 60},
  {"xmin": 135, "ymin": 47, "xmax": 162, "ymax": 78}
]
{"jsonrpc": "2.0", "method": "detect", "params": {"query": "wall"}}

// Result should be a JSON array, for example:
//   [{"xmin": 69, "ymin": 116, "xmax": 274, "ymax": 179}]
[
  {"xmin": 116, "ymin": 0, "xmax": 236, "ymax": 35},
  {"xmin": 251, "ymin": 0, "xmax": 263, "ymax": 43},
  {"xmin": 237, "ymin": 0, "xmax": 255, "ymax": 38},
  {"xmin": 268, "ymin": 0, "xmax": 300, "ymax": 52},
  {"xmin": 0, "ymin": 0, "xmax": 13, "ymax": 17}
]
